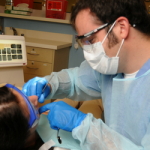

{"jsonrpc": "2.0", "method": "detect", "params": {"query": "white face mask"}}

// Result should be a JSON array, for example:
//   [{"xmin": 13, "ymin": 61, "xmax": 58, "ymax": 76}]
[{"xmin": 83, "ymin": 21, "xmax": 124, "ymax": 75}]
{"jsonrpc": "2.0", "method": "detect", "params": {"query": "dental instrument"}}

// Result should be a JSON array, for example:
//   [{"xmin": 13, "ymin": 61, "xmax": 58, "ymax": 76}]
[
  {"xmin": 57, "ymin": 128, "xmax": 62, "ymax": 144},
  {"xmin": 42, "ymin": 74, "xmax": 53, "ymax": 93},
  {"xmin": 42, "ymin": 74, "xmax": 62, "ymax": 144}
]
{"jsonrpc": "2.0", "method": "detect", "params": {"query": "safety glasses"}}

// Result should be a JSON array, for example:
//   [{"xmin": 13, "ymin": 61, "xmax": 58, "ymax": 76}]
[
  {"xmin": 5, "ymin": 84, "xmax": 39, "ymax": 128},
  {"xmin": 75, "ymin": 23, "xmax": 111, "ymax": 46}
]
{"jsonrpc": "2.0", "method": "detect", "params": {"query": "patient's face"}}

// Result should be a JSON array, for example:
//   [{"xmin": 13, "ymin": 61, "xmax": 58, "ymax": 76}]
[
  {"xmin": 10, "ymin": 88, "xmax": 41, "ymax": 147},
  {"xmin": 10, "ymin": 88, "xmax": 40, "ymax": 127}
]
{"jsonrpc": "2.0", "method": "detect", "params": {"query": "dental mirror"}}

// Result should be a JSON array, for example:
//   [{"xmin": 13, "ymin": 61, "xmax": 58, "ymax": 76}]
[{"xmin": 57, "ymin": 128, "xmax": 62, "ymax": 144}]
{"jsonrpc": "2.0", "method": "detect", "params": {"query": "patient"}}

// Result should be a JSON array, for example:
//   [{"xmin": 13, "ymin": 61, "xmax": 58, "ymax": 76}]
[
  {"xmin": 0, "ymin": 84, "xmax": 104, "ymax": 150},
  {"xmin": 0, "ymin": 84, "xmax": 42, "ymax": 150}
]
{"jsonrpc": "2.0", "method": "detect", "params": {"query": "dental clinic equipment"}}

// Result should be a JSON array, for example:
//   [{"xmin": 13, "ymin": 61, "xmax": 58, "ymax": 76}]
[
  {"xmin": 0, "ymin": 35, "xmax": 27, "ymax": 87},
  {"xmin": 0, "ymin": 35, "xmax": 27, "ymax": 67}
]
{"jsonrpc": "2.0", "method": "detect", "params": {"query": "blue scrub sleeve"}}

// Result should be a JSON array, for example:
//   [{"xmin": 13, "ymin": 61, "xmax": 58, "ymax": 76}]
[
  {"xmin": 44, "ymin": 60, "xmax": 101, "ymax": 101},
  {"xmin": 72, "ymin": 113, "xmax": 150, "ymax": 150}
]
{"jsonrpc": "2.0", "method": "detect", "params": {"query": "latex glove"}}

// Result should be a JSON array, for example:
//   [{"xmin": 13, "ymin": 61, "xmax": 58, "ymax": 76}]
[
  {"xmin": 39, "ymin": 101, "xmax": 87, "ymax": 132},
  {"xmin": 22, "ymin": 77, "xmax": 50, "ymax": 103}
]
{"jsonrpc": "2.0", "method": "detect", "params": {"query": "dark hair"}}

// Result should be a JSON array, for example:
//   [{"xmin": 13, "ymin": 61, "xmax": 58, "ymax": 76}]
[
  {"xmin": 0, "ymin": 86, "xmax": 29, "ymax": 150},
  {"xmin": 71, "ymin": 0, "xmax": 150, "ymax": 36}
]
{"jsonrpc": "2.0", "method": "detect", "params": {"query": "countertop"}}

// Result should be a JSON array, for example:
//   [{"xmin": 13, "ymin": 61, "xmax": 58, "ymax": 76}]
[{"xmin": 25, "ymin": 38, "xmax": 72, "ymax": 50}]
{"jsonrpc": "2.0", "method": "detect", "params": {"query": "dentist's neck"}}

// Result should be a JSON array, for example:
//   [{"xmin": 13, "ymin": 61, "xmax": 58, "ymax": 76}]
[{"xmin": 118, "ymin": 29, "xmax": 150, "ymax": 74}]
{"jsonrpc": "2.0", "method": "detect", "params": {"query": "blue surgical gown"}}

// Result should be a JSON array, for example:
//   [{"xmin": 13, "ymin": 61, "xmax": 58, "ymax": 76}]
[{"xmin": 45, "ymin": 59, "xmax": 150, "ymax": 150}]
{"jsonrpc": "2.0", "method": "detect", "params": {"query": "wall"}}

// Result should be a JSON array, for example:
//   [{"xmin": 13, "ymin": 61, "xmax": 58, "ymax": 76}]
[
  {"xmin": 3, "ymin": 17, "xmax": 85, "ymax": 68},
  {"xmin": 144, "ymin": 1, "xmax": 150, "ymax": 13},
  {"xmin": 66, "ymin": 0, "xmax": 77, "ymax": 12}
]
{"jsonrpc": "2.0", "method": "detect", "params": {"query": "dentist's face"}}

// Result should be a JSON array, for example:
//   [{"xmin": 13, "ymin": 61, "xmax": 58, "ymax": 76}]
[{"xmin": 75, "ymin": 8, "xmax": 121, "ymax": 58}]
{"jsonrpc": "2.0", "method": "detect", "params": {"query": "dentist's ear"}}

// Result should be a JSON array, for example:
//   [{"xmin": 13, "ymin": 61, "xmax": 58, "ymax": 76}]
[{"xmin": 116, "ymin": 17, "xmax": 130, "ymax": 39}]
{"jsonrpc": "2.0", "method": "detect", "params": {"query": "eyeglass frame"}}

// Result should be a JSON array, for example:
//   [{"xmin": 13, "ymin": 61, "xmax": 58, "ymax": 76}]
[{"xmin": 75, "ymin": 22, "xmax": 112, "ymax": 40}]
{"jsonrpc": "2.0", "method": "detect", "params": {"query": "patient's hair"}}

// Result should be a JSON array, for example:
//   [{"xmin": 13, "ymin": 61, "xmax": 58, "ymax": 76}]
[{"xmin": 0, "ymin": 86, "xmax": 29, "ymax": 150}]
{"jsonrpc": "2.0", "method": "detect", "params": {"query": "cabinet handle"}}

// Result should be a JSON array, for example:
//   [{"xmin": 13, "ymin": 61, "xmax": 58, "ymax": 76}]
[
  {"xmin": 27, "ymin": 53, "xmax": 39, "ymax": 56},
  {"xmin": 26, "ymin": 66, "xmax": 39, "ymax": 70}
]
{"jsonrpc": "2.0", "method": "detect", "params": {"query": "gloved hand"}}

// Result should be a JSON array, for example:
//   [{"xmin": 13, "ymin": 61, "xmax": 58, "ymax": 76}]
[
  {"xmin": 22, "ymin": 77, "xmax": 50, "ymax": 103},
  {"xmin": 39, "ymin": 101, "xmax": 87, "ymax": 132}
]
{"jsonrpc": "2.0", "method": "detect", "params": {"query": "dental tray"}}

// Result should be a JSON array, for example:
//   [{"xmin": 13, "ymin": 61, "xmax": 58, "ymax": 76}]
[{"xmin": 0, "ymin": 35, "xmax": 27, "ymax": 67}]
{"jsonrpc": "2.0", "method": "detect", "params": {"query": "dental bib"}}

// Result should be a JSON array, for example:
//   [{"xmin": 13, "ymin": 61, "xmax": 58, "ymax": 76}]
[{"xmin": 36, "ymin": 114, "xmax": 81, "ymax": 150}]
